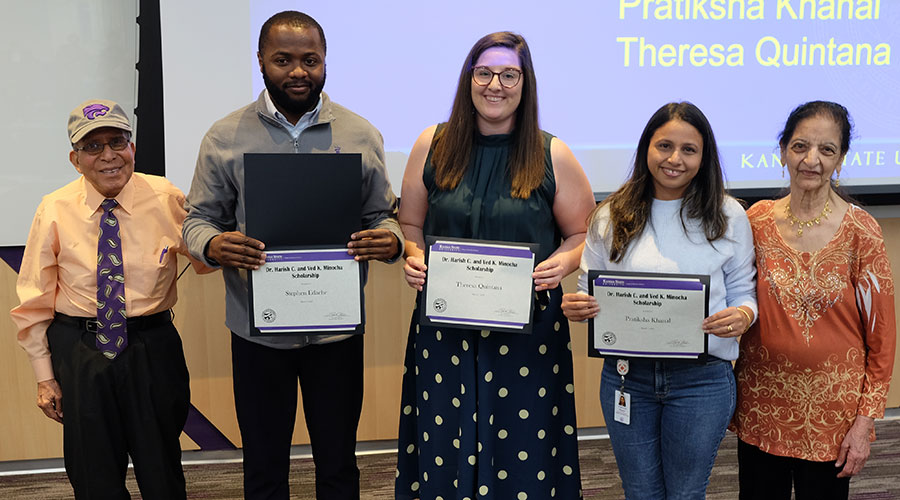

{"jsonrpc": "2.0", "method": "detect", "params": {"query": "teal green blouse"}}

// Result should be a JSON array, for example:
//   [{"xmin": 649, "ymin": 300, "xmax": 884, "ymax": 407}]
[{"xmin": 422, "ymin": 127, "xmax": 560, "ymax": 264}]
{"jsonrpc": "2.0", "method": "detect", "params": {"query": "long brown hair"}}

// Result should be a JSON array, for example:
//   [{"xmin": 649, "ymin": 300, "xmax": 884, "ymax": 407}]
[
  {"xmin": 593, "ymin": 102, "xmax": 728, "ymax": 263},
  {"xmin": 432, "ymin": 32, "xmax": 543, "ymax": 199}
]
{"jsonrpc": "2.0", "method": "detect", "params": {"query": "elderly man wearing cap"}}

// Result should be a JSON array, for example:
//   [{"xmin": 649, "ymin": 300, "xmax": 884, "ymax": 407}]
[{"xmin": 11, "ymin": 99, "xmax": 209, "ymax": 499}]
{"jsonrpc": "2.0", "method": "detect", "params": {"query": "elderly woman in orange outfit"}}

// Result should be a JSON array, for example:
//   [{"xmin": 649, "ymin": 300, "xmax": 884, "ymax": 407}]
[{"xmin": 731, "ymin": 101, "xmax": 896, "ymax": 500}]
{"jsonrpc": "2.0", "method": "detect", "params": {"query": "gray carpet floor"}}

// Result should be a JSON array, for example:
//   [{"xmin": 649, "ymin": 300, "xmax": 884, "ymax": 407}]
[{"xmin": 2, "ymin": 420, "xmax": 898, "ymax": 499}]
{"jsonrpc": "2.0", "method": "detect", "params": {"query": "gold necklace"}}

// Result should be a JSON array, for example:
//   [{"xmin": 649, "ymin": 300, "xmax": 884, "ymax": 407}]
[{"xmin": 784, "ymin": 199, "xmax": 831, "ymax": 236}]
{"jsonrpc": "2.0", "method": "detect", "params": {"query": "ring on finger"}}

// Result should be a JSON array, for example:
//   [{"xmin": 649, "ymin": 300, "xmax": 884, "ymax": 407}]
[{"xmin": 727, "ymin": 324, "xmax": 733, "ymax": 333}]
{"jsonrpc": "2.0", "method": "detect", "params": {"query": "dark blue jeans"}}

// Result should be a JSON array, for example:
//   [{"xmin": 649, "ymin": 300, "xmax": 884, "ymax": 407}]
[{"xmin": 600, "ymin": 357, "xmax": 736, "ymax": 500}]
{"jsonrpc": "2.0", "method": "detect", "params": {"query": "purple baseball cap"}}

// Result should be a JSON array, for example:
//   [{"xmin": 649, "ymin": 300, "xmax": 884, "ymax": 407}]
[{"xmin": 68, "ymin": 99, "xmax": 133, "ymax": 144}]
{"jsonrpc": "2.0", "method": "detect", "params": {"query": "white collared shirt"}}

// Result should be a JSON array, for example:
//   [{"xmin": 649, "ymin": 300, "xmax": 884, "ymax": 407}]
[{"xmin": 264, "ymin": 90, "xmax": 322, "ymax": 140}]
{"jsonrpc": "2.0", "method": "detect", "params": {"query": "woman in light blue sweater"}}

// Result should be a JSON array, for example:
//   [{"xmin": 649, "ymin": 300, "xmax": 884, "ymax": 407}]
[{"xmin": 562, "ymin": 102, "xmax": 757, "ymax": 499}]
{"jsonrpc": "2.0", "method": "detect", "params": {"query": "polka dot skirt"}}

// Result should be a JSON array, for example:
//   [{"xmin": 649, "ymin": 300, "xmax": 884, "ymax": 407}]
[{"xmin": 395, "ymin": 288, "xmax": 583, "ymax": 499}]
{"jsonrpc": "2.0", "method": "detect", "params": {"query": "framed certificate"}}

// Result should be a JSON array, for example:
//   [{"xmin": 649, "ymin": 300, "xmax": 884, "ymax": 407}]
[
  {"xmin": 248, "ymin": 248, "xmax": 363, "ymax": 336},
  {"xmin": 243, "ymin": 153, "xmax": 364, "ymax": 336},
  {"xmin": 588, "ymin": 270, "xmax": 710, "ymax": 360},
  {"xmin": 420, "ymin": 237, "xmax": 539, "ymax": 334}
]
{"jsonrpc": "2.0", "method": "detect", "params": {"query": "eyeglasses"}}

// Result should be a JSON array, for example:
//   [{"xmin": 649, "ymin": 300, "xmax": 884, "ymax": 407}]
[
  {"xmin": 472, "ymin": 66, "xmax": 522, "ymax": 89},
  {"xmin": 73, "ymin": 136, "xmax": 130, "ymax": 155}
]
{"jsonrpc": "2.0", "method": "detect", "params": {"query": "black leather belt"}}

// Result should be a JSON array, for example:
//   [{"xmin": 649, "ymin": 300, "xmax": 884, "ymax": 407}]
[{"xmin": 54, "ymin": 310, "xmax": 172, "ymax": 333}]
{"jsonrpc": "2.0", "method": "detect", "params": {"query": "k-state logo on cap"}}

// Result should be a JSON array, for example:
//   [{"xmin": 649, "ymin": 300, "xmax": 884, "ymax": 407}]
[{"xmin": 83, "ymin": 104, "xmax": 110, "ymax": 120}]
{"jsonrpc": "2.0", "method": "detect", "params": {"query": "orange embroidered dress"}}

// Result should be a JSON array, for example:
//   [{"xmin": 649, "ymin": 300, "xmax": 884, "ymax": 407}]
[{"xmin": 732, "ymin": 200, "xmax": 896, "ymax": 461}]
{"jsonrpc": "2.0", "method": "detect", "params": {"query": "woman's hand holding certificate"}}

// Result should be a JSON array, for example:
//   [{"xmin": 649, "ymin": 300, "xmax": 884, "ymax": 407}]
[
  {"xmin": 702, "ymin": 305, "xmax": 754, "ymax": 338},
  {"xmin": 561, "ymin": 293, "xmax": 600, "ymax": 322},
  {"xmin": 404, "ymin": 255, "xmax": 427, "ymax": 291},
  {"xmin": 531, "ymin": 254, "xmax": 567, "ymax": 292}
]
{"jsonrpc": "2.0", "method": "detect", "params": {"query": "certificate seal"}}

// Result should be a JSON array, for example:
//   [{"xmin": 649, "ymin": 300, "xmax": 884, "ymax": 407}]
[
  {"xmin": 601, "ymin": 331, "xmax": 617, "ymax": 345},
  {"xmin": 432, "ymin": 298, "xmax": 447, "ymax": 313},
  {"xmin": 261, "ymin": 308, "xmax": 277, "ymax": 323}
]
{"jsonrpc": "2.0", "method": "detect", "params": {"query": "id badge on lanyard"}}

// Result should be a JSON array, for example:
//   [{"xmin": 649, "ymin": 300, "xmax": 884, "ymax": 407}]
[{"xmin": 613, "ymin": 358, "xmax": 630, "ymax": 425}]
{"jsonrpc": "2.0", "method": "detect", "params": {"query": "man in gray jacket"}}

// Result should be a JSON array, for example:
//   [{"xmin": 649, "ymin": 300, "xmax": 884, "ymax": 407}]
[{"xmin": 182, "ymin": 11, "xmax": 402, "ymax": 500}]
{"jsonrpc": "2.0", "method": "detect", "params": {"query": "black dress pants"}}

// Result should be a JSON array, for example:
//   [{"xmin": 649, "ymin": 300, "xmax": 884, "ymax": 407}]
[
  {"xmin": 738, "ymin": 439, "xmax": 851, "ymax": 500},
  {"xmin": 47, "ymin": 315, "xmax": 190, "ymax": 500},
  {"xmin": 231, "ymin": 333, "xmax": 364, "ymax": 500}
]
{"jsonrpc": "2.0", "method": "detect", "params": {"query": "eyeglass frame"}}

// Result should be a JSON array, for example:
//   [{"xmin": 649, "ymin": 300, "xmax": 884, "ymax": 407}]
[
  {"xmin": 471, "ymin": 66, "xmax": 523, "ymax": 89},
  {"xmin": 72, "ymin": 134, "xmax": 132, "ymax": 155}
]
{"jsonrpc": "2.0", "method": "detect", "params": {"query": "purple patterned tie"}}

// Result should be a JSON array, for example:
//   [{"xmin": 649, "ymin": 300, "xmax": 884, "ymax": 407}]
[{"xmin": 96, "ymin": 199, "xmax": 127, "ymax": 359}]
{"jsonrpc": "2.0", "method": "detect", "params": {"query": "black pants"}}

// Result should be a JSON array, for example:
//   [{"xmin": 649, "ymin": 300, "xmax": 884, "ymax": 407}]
[
  {"xmin": 231, "ymin": 333, "xmax": 364, "ymax": 500},
  {"xmin": 738, "ymin": 439, "xmax": 851, "ymax": 500},
  {"xmin": 47, "ymin": 316, "xmax": 190, "ymax": 500}
]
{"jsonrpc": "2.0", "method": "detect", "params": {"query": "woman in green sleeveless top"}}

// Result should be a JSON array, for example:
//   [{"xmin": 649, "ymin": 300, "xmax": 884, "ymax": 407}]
[{"xmin": 394, "ymin": 32, "xmax": 596, "ymax": 499}]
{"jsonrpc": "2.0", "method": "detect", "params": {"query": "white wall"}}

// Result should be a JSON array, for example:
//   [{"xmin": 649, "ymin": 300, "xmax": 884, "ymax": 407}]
[
  {"xmin": 159, "ymin": 0, "xmax": 252, "ymax": 194},
  {"xmin": 0, "ymin": 1, "xmax": 137, "ymax": 245}
]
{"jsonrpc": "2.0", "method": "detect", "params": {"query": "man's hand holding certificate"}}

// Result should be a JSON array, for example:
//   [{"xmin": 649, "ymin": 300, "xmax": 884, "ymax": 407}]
[
  {"xmin": 421, "ymin": 237, "xmax": 538, "ymax": 333},
  {"xmin": 587, "ymin": 271, "xmax": 710, "ymax": 359}
]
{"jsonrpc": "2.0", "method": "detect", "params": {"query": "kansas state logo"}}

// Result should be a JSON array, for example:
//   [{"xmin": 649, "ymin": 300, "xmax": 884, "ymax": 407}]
[
  {"xmin": 83, "ymin": 103, "xmax": 110, "ymax": 120},
  {"xmin": 262, "ymin": 309, "xmax": 276, "ymax": 323},
  {"xmin": 602, "ymin": 331, "xmax": 617, "ymax": 345}
]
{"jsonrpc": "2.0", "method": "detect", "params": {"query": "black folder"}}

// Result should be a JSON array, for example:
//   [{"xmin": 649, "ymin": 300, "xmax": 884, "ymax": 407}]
[{"xmin": 244, "ymin": 153, "xmax": 362, "ymax": 248}]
